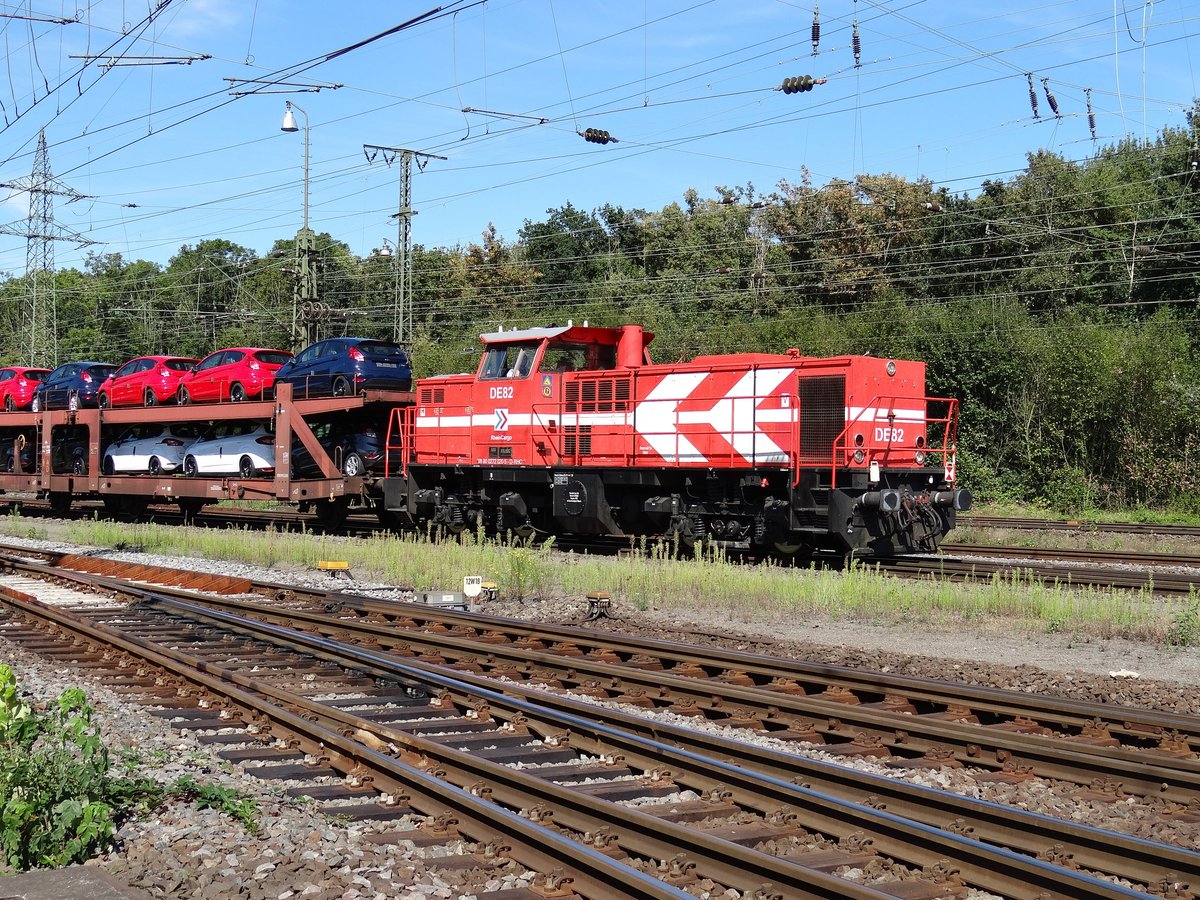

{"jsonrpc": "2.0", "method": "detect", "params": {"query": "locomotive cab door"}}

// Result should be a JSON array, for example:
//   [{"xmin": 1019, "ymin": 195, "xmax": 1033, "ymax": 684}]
[{"xmin": 475, "ymin": 341, "xmax": 541, "ymax": 466}]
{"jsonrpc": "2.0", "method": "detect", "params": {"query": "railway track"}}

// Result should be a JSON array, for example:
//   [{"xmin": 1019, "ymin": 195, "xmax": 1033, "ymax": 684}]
[
  {"xmin": 9, "ymin": 497, "xmax": 1200, "ymax": 601},
  {"xmin": 0, "ymin": 549, "xmax": 1196, "ymax": 897},
  {"xmin": 881, "ymin": 552, "xmax": 1200, "ymax": 595},
  {"xmin": 942, "ymin": 543, "xmax": 1200, "ymax": 568},
  {"xmin": 959, "ymin": 515, "xmax": 1200, "ymax": 538},
  {"xmin": 10, "ymin": 543, "xmax": 1200, "ymax": 786}
]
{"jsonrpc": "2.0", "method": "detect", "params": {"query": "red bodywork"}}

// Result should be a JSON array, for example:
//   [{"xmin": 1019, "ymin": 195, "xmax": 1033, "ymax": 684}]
[
  {"xmin": 0, "ymin": 367, "xmax": 51, "ymax": 412},
  {"xmin": 407, "ymin": 324, "xmax": 956, "ymax": 482},
  {"xmin": 175, "ymin": 347, "xmax": 292, "ymax": 403},
  {"xmin": 99, "ymin": 356, "xmax": 199, "ymax": 407}
]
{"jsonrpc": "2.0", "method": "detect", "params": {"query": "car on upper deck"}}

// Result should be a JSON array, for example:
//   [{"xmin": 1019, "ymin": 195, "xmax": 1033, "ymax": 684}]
[
  {"xmin": 174, "ymin": 347, "xmax": 292, "ymax": 404},
  {"xmin": 31, "ymin": 361, "xmax": 117, "ymax": 411},
  {"xmin": 0, "ymin": 367, "xmax": 51, "ymax": 411},
  {"xmin": 274, "ymin": 337, "xmax": 411, "ymax": 399},
  {"xmin": 98, "ymin": 355, "xmax": 198, "ymax": 408}
]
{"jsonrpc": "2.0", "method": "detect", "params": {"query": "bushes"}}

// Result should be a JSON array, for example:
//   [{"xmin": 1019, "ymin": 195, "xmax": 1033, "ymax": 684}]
[{"xmin": 0, "ymin": 666, "xmax": 161, "ymax": 870}]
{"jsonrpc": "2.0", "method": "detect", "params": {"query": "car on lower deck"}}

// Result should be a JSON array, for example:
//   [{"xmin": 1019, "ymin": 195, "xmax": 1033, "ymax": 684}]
[
  {"xmin": 102, "ymin": 423, "xmax": 201, "ymax": 475},
  {"xmin": 31, "ymin": 361, "xmax": 117, "ymax": 411},
  {"xmin": 99, "ymin": 356, "xmax": 197, "ymax": 408},
  {"xmin": 290, "ymin": 417, "xmax": 387, "ymax": 478},
  {"xmin": 0, "ymin": 367, "xmax": 51, "ymax": 411},
  {"xmin": 181, "ymin": 421, "xmax": 275, "ymax": 478},
  {"xmin": 3, "ymin": 426, "xmax": 94, "ymax": 474},
  {"xmin": 274, "ymin": 338, "xmax": 411, "ymax": 399},
  {"xmin": 175, "ymin": 348, "xmax": 292, "ymax": 404}
]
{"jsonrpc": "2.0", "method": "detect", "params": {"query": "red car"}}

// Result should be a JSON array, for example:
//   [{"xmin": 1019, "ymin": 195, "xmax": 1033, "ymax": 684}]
[
  {"xmin": 98, "ymin": 356, "xmax": 198, "ymax": 408},
  {"xmin": 174, "ymin": 347, "xmax": 293, "ymax": 404},
  {"xmin": 0, "ymin": 367, "xmax": 51, "ymax": 411}
]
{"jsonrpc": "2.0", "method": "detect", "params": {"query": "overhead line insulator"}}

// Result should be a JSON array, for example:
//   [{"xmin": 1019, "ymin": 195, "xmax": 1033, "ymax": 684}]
[
  {"xmin": 777, "ymin": 74, "xmax": 826, "ymax": 94},
  {"xmin": 1026, "ymin": 73, "xmax": 1040, "ymax": 120},
  {"xmin": 579, "ymin": 128, "xmax": 619, "ymax": 145},
  {"xmin": 852, "ymin": 18, "xmax": 861, "ymax": 68},
  {"xmin": 1041, "ymin": 77, "xmax": 1061, "ymax": 119},
  {"xmin": 811, "ymin": 3, "xmax": 820, "ymax": 55},
  {"xmin": 1086, "ymin": 88, "xmax": 1097, "ymax": 140}
]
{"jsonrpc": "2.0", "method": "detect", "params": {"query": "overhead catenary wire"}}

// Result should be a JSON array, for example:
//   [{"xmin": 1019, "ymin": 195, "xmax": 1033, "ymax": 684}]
[{"xmin": 2, "ymin": 0, "xmax": 1200, "ymax": 282}]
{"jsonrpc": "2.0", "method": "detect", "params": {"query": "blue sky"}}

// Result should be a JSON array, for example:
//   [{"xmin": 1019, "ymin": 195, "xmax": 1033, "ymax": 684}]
[{"xmin": 1, "ymin": 0, "xmax": 1197, "ymax": 274}]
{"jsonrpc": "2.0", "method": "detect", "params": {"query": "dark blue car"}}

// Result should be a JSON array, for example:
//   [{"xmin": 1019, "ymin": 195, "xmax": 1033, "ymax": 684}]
[
  {"xmin": 290, "ymin": 417, "xmax": 388, "ymax": 478},
  {"xmin": 274, "ymin": 338, "xmax": 412, "ymax": 399},
  {"xmin": 31, "ymin": 361, "xmax": 117, "ymax": 411}
]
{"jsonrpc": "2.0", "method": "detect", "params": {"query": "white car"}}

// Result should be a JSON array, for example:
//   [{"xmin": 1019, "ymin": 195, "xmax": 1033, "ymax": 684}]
[
  {"xmin": 102, "ymin": 423, "xmax": 201, "ymax": 475},
  {"xmin": 182, "ymin": 421, "xmax": 276, "ymax": 478}
]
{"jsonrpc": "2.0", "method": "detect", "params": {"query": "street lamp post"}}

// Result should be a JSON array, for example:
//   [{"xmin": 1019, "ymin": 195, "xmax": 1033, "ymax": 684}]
[
  {"xmin": 281, "ymin": 101, "xmax": 309, "ymax": 231},
  {"xmin": 281, "ymin": 101, "xmax": 317, "ymax": 348}
]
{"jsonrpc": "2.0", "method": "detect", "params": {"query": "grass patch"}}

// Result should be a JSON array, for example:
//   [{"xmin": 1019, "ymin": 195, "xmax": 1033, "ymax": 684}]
[{"xmin": 19, "ymin": 515, "xmax": 1185, "ymax": 644}]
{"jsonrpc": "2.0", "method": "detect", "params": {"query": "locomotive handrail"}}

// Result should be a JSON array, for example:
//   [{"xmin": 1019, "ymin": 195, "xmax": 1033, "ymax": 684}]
[
  {"xmin": 830, "ymin": 395, "xmax": 959, "ymax": 490},
  {"xmin": 383, "ymin": 405, "xmax": 414, "ymax": 478}
]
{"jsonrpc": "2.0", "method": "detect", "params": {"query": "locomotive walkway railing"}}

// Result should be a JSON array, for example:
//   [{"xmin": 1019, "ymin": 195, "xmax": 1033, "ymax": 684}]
[{"xmin": 828, "ymin": 395, "xmax": 959, "ymax": 489}]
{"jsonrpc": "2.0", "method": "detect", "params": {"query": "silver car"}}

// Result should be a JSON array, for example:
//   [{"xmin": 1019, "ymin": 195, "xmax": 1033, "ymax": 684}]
[
  {"xmin": 102, "ymin": 423, "xmax": 201, "ymax": 475},
  {"xmin": 182, "ymin": 421, "xmax": 276, "ymax": 478}
]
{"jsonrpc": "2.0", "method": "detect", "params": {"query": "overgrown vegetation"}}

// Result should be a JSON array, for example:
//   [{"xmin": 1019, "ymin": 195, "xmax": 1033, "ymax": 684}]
[
  {"xmin": 5, "ymin": 117, "xmax": 1200, "ymax": 515},
  {"xmin": 0, "ymin": 666, "xmax": 265, "ymax": 871},
  {"xmin": 170, "ymin": 776, "xmax": 259, "ymax": 835},
  {"xmin": 0, "ymin": 666, "xmax": 161, "ymax": 869},
  {"xmin": 30, "ymin": 517, "xmax": 1194, "ymax": 644}
]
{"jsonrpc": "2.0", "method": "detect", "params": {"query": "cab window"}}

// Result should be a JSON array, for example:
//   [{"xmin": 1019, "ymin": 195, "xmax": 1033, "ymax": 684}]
[{"xmin": 480, "ymin": 343, "xmax": 538, "ymax": 380}]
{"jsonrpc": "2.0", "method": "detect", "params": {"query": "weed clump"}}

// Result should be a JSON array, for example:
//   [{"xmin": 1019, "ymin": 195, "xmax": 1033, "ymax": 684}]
[{"xmin": 0, "ymin": 665, "xmax": 161, "ymax": 869}]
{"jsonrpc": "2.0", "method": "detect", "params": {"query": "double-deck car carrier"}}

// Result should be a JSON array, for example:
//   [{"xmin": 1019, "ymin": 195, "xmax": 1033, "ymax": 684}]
[{"xmin": 0, "ymin": 382, "xmax": 411, "ymax": 523}]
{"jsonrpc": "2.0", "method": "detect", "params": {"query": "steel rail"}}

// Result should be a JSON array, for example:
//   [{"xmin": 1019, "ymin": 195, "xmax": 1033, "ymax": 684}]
[
  {"xmin": 881, "ymin": 554, "xmax": 1200, "ymax": 595},
  {"xmin": 0, "ymin": 589, "xmax": 898, "ymax": 899},
  {"xmin": 959, "ymin": 515, "xmax": 1200, "ymax": 537},
  {"xmin": 144, "ymin": 592, "xmax": 1154, "ymax": 900},
  {"xmin": 943, "ymin": 543, "xmax": 1200, "ymax": 568},
  {"xmin": 19, "ymin": 546, "xmax": 1200, "ymax": 753},
  {"xmin": 148, "ymin": 590, "xmax": 1200, "ymax": 897},
  {"xmin": 0, "ymin": 589, "xmax": 687, "ymax": 900},
  {"xmin": 126, "ymin": 585, "xmax": 1200, "ymax": 798},
  {"xmin": 310, "ymin": 589, "xmax": 1200, "ymax": 751},
  {"xmin": 6, "ymin": 551, "xmax": 1198, "ymax": 795}
]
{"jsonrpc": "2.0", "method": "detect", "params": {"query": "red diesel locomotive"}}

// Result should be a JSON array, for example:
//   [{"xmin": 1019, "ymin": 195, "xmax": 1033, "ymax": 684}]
[{"xmin": 381, "ymin": 323, "xmax": 970, "ymax": 557}]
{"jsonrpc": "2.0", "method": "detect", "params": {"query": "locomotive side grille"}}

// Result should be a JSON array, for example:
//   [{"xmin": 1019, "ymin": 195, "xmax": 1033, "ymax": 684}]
[
  {"xmin": 565, "ymin": 377, "xmax": 632, "ymax": 412},
  {"xmin": 798, "ymin": 376, "xmax": 846, "ymax": 463},
  {"xmin": 419, "ymin": 387, "xmax": 445, "ymax": 403},
  {"xmin": 563, "ymin": 425, "xmax": 592, "ymax": 457}
]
